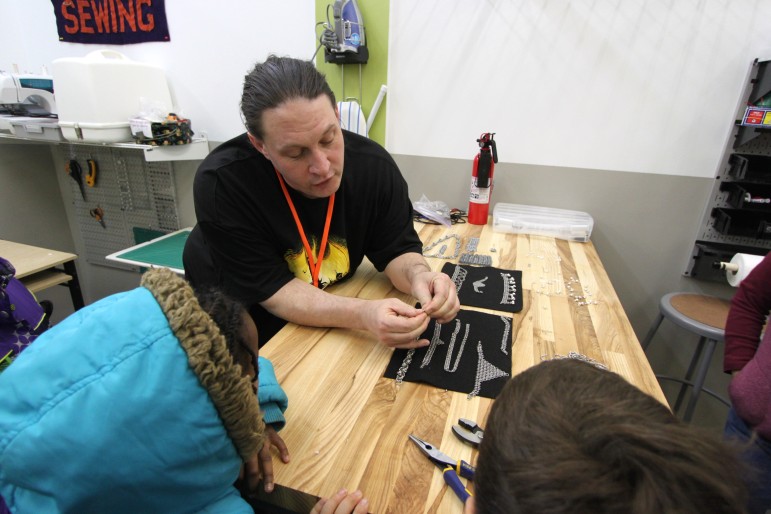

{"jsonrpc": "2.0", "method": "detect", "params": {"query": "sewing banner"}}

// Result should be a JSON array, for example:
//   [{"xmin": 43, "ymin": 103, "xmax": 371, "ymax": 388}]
[{"xmin": 50, "ymin": 0, "xmax": 170, "ymax": 44}]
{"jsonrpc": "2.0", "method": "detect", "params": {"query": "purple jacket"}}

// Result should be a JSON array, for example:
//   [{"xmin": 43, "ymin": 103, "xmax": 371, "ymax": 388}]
[{"xmin": 0, "ymin": 257, "xmax": 45, "ymax": 360}]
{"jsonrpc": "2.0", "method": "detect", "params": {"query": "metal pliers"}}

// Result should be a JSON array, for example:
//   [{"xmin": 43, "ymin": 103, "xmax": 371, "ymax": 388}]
[
  {"xmin": 452, "ymin": 418, "xmax": 484, "ymax": 448},
  {"xmin": 408, "ymin": 434, "xmax": 475, "ymax": 503}
]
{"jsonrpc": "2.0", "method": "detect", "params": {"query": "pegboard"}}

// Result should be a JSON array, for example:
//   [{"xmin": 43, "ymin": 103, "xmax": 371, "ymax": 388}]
[
  {"xmin": 62, "ymin": 144, "xmax": 180, "ymax": 271},
  {"xmin": 686, "ymin": 59, "xmax": 771, "ymax": 282}
]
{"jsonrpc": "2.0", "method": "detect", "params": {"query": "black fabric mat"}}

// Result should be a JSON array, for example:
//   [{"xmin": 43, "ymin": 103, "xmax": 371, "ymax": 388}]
[
  {"xmin": 384, "ymin": 309, "xmax": 513, "ymax": 399},
  {"xmin": 441, "ymin": 263, "xmax": 523, "ymax": 313}
]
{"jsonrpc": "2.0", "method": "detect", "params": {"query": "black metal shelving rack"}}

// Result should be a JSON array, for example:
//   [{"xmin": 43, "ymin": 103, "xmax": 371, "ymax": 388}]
[{"xmin": 685, "ymin": 58, "xmax": 771, "ymax": 282}]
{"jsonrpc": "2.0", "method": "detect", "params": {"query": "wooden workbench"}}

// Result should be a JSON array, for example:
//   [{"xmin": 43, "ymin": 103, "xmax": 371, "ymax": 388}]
[
  {"xmin": 0, "ymin": 239, "xmax": 84, "ymax": 310},
  {"xmin": 259, "ymin": 221, "xmax": 666, "ymax": 514}
]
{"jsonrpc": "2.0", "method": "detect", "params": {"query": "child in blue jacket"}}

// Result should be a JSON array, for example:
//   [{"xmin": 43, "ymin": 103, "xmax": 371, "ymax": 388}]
[{"xmin": 0, "ymin": 268, "xmax": 288, "ymax": 513}]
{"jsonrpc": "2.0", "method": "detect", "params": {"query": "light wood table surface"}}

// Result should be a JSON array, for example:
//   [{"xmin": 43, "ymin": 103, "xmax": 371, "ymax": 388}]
[
  {"xmin": 260, "ymin": 221, "xmax": 666, "ymax": 514},
  {"xmin": 0, "ymin": 239, "xmax": 84, "ymax": 310}
]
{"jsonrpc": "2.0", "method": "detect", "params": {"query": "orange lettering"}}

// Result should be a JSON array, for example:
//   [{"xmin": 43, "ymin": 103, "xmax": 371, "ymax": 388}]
[
  {"xmin": 77, "ymin": 0, "xmax": 94, "ymax": 34},
  {"xmin": 61, "ymin": 2, "xmax": 79, "ymax": 34},
  {"xmin": 61, "ymin": 0, "xmax": 161, "ymax": 37},
  {"xmin": 116, "ymin": 0, "xmax": 136, "ymax": 32},
  {"xmin": 136, "ymin": 0, "xmax": 154, "ymax": 32},
  {"xmin": 109, "ymin": 0, "xmax": 118, "ymax": 32},
  {"xmin": 90, "ymin": 0, "xmax": 110, "ymax": 33}
]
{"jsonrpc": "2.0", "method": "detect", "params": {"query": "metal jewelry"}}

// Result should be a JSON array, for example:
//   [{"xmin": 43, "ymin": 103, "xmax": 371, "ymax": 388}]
[
  {"xmin": 451, "ymin": 265, "xmax": 468, "ymax": 293},
  {"xmin": 565, "ymin": 351, "xmax": 608, "ymax": 370},
  {"xmin": 500, "ymin": 272, "xmax": 517, "ymax": 305},
  {"xmin": 540, "ymin": 351, "xmax": 608, "ymax": 371},
  {"xmin": 423, "ymin": 234, "xmax": 461, "ymax": 259},
  {"xmin": 444, "ymin": 319, "xmax": 469, "ymax": 373},
  {"xmin": 459, "ymin": 253, "xmax": 492, "ymax": 266},
  {"xmin": 421, "ymin": 322, "xmax": 444, "ymax": 368},
  {"xmin": 500, "ymin": 316, "xmax": 511, "ymax": 355},
  {"xmin": 468, "ymin": 341, "xmax": 510, "ymax": 399},
  {"xmin": 395, "ymin": 348, "xmax": 415, "ymax": 385},
  {"xmin": 472, "ymin": 276, "xmax": 488, "ymax": 293}
]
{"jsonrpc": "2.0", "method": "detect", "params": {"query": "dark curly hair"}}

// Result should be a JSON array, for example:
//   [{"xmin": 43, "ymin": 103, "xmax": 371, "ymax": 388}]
[{"xmin": 195, "ymin": 288, "xmax": 258, "ymax": 381}]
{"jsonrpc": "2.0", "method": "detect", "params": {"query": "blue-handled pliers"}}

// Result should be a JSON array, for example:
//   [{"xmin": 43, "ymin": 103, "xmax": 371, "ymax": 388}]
[{"xmin": 408, "ymin": 434, "xmax": 475, "ymax": 503}]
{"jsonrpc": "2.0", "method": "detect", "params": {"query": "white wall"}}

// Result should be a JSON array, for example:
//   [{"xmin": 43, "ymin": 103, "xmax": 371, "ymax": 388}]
[
  {"xmin": 9, "ymin": 1, "xmax": 770, "ymax": 179},
  {"xmin": 388, "ymin": 0, "xmax": 771, "ymax": 178},
  {"xmin": 0, "ymin": 0, "xmax": 316, "ymax": 142},
  {"xmin": 0, "ymin": 0, "xmax": 746, "ymax": 431}
]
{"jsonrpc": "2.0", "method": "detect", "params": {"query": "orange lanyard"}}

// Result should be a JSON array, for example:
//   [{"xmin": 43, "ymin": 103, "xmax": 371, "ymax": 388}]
[{"xmin": 274, "ymin": 169, "xmax": 335, "ymax": 288}]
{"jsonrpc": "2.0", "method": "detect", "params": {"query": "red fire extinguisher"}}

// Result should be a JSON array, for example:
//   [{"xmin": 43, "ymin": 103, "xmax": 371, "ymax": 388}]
[{"xmin": 468, "ymin": 132, "xmax": 499, "ymax": 225}]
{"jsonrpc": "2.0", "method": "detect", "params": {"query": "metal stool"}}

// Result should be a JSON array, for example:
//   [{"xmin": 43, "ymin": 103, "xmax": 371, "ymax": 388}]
[{"xmin": 641, "ymin": 292, "xmax": 731, "ymax": 422}]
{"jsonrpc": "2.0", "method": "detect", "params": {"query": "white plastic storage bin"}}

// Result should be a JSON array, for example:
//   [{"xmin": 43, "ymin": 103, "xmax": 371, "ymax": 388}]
[
  {"xmin": 52, "ymin": 50, "xmax": 173, "ymax": 143},
  {"xmin": 10, "ymin": 119, "xmax": 66, "ymax": 141},
  {"xmin": 492, "ymin": 203, "xmax": 594, "ymax": 242}
]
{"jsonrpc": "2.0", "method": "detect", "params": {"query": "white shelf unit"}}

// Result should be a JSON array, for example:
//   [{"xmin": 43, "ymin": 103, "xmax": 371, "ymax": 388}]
[{"xmin": 0, "ymin": 132, "xmax": 210, "ymax": 162}]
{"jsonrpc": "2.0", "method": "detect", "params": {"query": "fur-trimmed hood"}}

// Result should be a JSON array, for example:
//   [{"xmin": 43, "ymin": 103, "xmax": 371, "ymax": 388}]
[
  {"xmin": 140, "ymin": 268, "xmax": 265, "ymax": 459},
  {"xmin": 0, "ymin": 269, "xmax": 263, "ymax": 514}
]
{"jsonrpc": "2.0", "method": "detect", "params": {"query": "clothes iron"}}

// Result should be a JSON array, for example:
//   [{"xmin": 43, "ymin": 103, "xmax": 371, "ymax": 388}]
[{"xmin": 320, "ymin": 0, "xmax": 369, "ymax": 64}]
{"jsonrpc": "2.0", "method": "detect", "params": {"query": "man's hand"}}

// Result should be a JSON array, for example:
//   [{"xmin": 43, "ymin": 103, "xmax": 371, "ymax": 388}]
[
  {"xmin": 363, "ymin": 298, "xmax": 431, "ymax": 349},
  {"xmin": 311, "ymin": 489, "xmax": 369, "ymax": 514},
  {"xmin": 263, "ymin": 255, "xmax": 458, "ymax": 348},
  {"xmin": 384, "ymin": 253, "xmax": 460, "ymax": 325},
  {"xmin": 241, "ymin": 424, "xmax": 291, "ymax": 494},
  {"xmin": 411, "ymin": 270, "xmax": 460, "ymax": 324}
]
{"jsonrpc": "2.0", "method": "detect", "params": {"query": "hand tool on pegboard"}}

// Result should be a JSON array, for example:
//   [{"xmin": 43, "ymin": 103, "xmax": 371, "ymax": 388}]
[
  {"xmin": 89, "ymin": 205, "xmax": 106, "ymax": 229},
  {"xmin": 85, "ymin": 158, "xmax": 98, "ymax": 187},
  {"xmin": 65, "ymin": 159, "xmax": 86, "ymax": 201}
]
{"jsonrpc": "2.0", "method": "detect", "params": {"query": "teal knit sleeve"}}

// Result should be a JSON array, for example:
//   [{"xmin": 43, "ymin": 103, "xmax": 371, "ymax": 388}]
[{"xmin": 257, "ymin": 357, "xmax": 288, "ymax": 431}]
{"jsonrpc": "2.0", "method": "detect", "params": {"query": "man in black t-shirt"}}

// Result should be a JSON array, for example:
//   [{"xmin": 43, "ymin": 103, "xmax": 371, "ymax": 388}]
[{"xmin": 183, "ymin": 55, "xmax": 459, "ymax": 347}]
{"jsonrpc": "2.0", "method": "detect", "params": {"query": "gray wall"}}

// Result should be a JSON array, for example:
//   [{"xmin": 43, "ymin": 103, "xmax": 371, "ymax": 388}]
[{"xmin": 0, "ymin": 141, "xmax": 76, "ymax": 320}]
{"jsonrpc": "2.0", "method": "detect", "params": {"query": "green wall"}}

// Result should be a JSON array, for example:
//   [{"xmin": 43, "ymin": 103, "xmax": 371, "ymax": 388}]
[{"xmin": 314, "ymin": 0, "xmax": 389, "ymax": 145}]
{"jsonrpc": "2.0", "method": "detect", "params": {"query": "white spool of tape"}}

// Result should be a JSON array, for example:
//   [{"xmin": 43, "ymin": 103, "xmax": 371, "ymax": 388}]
[{"xmin": 726, "ymin": 253, "xmax": 764, "ymax": 287}]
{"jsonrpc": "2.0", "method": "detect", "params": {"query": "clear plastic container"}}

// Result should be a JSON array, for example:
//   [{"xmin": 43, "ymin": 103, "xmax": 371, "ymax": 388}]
[{"xmin": 492, "ymin": 203, "xmax": 594, "ymax": 242}]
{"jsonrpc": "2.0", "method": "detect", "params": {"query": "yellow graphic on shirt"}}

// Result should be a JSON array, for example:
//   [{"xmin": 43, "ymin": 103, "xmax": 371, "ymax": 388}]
[{"xmin": 284, "ymin": 236, "xmax": 350, "ymax": 288}]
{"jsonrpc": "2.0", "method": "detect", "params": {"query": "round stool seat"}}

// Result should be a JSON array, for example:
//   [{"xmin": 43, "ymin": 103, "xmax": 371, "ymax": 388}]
[
  {"xmin": 642, "ymin": 292, "xmax": 732, "ymax": 422},
  {"xmin": 660, "ymin": 293, "xmax": 730, "ymax": 342}
]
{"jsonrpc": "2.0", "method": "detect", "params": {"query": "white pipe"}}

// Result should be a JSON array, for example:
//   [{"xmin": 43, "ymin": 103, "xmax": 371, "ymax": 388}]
[{"xmin": 366, "ymin": 84, "xmax": 387, "ymax": 133}]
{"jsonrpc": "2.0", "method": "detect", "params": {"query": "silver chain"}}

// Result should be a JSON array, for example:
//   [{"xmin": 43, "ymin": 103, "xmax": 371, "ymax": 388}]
[{"xmin": 395, "ymin": 348, "xmax": 415, "ymax": 385}]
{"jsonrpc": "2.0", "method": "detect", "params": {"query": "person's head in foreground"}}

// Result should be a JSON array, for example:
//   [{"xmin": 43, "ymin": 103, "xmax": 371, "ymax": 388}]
[
  {"xmin": 470, "ymin": 359, "xmax": 748, "ymax": 514},
  {"xmin": 0, "ymin": 268, "xmax": 265, "ymax": 513}
]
